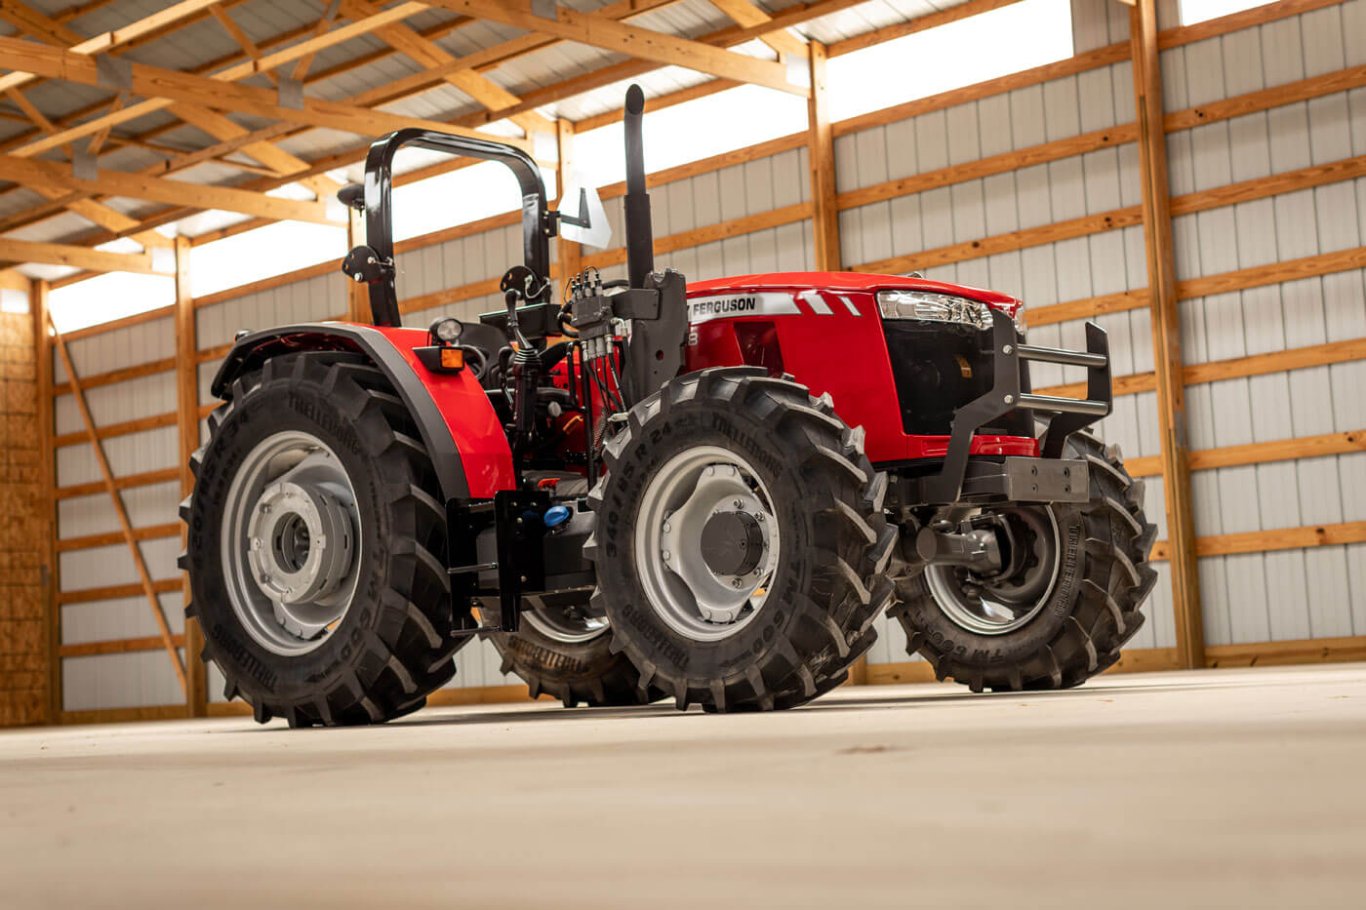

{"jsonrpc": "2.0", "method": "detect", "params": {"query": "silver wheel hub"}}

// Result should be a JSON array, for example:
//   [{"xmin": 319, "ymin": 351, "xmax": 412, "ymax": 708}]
[
  {"xmin": 926, "ymin": 507, "xmax": 1061, "ymax": 636},
  {"xmin": 636, "ymin": 447, "xmax": 780, "ymax": 641},
  {"xmin": 222, "ymin": 432, "xmax": 361, "ymax": 655}
]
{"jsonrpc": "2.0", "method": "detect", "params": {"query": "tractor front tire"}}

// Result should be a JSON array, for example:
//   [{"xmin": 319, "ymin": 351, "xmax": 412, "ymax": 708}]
[
  {"xmin": 586, "ymin": 367, "xmax": 896, "ymax": 712},
  {"xmin": 181, "ymin": 352, "xmax": 470, "ymax": 727},
  {"xmin": 890, "ymin": 433, "xmax": 1156, "ymax": 692}
]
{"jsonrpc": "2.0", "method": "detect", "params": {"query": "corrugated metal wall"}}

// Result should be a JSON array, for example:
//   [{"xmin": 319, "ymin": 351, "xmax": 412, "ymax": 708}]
[
  {"xmin": 43, "ymin": 0, "xmax": 1364, "ymax": 714},
  {"xmin": 840, "ymin": 0, "xmax": 1178, "ymax": 665},
  {"xmin": 1157, "ymin": 0, "xmax": 1366, "ymax": 642},
  {"xmin": 54, "ymin": 315, "xmax": 183, "ymax": 712}
]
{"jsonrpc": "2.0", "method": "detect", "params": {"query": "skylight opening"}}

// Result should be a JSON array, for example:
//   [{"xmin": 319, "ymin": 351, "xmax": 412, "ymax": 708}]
[
  {"xmin": 825, "ymin": 0, "xmax": 1075, "ymax": 123},
  {"xmin": 572, "ymin": 83, "xmax": 809, "ymax": 189},
  {"xmin": 390, "ymin": 156, "xmax": 559, "ymax": 243},
  {"xmin": 191, "ymin": 220, "xmax": 347, "ymax": 299},
  {"xmin": 1178, "ymin": 0, "xmax": 1272, "ymax": 25},
  {"xmin": 48, "ymin": 272, "xmax": 175, "ymax": 334}
]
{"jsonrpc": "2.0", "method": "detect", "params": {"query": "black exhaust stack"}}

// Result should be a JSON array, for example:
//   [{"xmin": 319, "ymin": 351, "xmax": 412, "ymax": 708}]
[{"xmin": 623, "ymin": 84, "xmax": 654, "ymax": 290}]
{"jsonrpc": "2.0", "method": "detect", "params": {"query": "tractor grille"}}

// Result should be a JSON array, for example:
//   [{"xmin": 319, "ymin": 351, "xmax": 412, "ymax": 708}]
[{"xmin": 883, "ymin": 320, "xmax": 1032, "ymax": 437}]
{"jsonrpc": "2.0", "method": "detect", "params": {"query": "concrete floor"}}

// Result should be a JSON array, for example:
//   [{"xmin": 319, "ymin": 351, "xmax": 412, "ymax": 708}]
[{"xmin": 2, "ymin": 665, "xmax": 1365, "ymax": 910}]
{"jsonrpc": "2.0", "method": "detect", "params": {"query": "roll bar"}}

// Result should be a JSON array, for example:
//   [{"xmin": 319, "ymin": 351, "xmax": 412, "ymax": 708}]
[{"xmin": 345, "ymin": 128, "xmax": 553, "ymax": 327}]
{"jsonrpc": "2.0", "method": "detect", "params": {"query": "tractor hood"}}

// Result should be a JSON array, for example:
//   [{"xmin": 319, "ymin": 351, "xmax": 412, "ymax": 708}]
[{"xmin": 687, "ymin": 271, "xmax": 1023, "ymax": 317}]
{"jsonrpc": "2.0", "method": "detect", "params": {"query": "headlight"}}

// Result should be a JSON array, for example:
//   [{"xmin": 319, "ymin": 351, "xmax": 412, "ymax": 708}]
[
  {"xmin": 429, "ymin": 316, "xmax": 463, "ymax": 345},
  {"xmin": 877, "ymin": 290, "xmax": 992, "ymax": 329},
  {"xmin": 876, "ymin": 290, "xmax": 1025, "ymax": 334}
]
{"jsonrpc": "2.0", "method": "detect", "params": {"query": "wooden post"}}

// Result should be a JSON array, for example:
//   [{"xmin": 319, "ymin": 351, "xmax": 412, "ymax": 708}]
[
  {"xmin": 174, "ymin": 236, "xmax": 207, "ymax": 716},
  {"xmin": 1130, "ymin": 0, "xmax": 1204, "ymax": 669},
  {"xmin": 805, "ymin": 41, "xmax": 841, "ymax": 272},
  {"xmin": 555, "ymin": 118, "xmax": 582, "ymax": 285},
  {"xmin": 30, "ymin": 280, "xmax": 60, "ymax": 724},
  {"xmin": 345, "ymin": 207, "xmax": 369, "ymax": 323}
]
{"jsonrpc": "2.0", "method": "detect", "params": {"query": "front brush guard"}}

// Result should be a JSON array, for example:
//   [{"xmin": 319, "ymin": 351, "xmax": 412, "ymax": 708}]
[{"xmin": 919, "ymin": 309, "xmax": 1112, "ymax": 504}]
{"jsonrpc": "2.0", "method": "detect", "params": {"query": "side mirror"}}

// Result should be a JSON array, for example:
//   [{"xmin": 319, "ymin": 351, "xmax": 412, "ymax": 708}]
[{"xmin": 556, "ymin": 182, "xmax": 611, "ymax": 250}]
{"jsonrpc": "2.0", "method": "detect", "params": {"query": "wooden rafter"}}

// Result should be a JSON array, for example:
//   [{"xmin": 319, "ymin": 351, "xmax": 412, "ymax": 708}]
[
  {"xmin": 424, "ymin": 0, "xmax": 805, "ymax": 96},
  {"xmin": 707, "ymin": 0, "xmax": 809, "ymax": 60},
  {"xmin": 0, "ymin": 154, "xmax": 333, "ymax": 224},
  {"xmin": 0, "ymin": 0, "xmax": 226, "ymax": 244},
  {"xmin": 0, "ymin": 237, "xmax": 159, "ymax": 273},
  {"xmin": 35, "ymin": 0, "xmax": 856, "ymax": 249},
  {"xmin": 48, "ymin": 312, "xmax": 187, "ymax": 693},
  {"xmin": 0, "ymin": 5, "xmax": 520, "ymax": 160},
  {"xmin": 340, "ymin": 0, "xmax": 553, "ymax": 138}
]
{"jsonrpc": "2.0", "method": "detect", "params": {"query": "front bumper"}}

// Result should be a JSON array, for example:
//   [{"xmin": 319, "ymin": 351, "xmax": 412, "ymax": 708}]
[{"xmin": 910, "ymin": 308, "xmax": 1113, "ymax": 504}]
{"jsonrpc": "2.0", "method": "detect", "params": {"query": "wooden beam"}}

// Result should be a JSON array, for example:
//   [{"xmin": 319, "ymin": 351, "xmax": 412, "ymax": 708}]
[
  {"xmin": 48, "ymin": 316, "xmax": 186, "ymax": 692},
  {"xmin": 54, "ymin": 410, "xmax": 178, "ymax": 449},
  {"xmin": 4, "ymin": 0, "xmax": 846, "ymax": 248},
  {"xmin": 828, "ymin": 0, "xmax": 1025, "ymax": 56},
  {"xmin": 707, "ymin": 0, "xmax": 808, "ymax": 59},
  {"xmin": 53, "ymin": 356, "xmax": 177, "ymax": 397},
  {"xmin": 0, "ymin": 154, "xmax": 333, "ymax": 224},
  {"xmin": 173, "ymin": 237, "xmax": 206, "ymax": 717},
  {"xmin": 0, "ymin": 18, "xmax": 527, "ymax": 160},
  {"xmin": 805, "ymin": 41, "xmax": 840, "ymax": 271},
  {"xmin": 340, "ymin": 0, "xmax": 552, "ymax": 137},
  {"xmin": 868, "ymin": 632, "xmax": 1366, "ymax": 684},
  {"xmin": 0, "ymin": 237, "xmax": 158, "ymax": 274},
  {"xmin": 1123, "ymin": 430, "xmax": 1365, "ymax": 479},
  {"xmin": 578, "ymin": 201, "xmax": 813, "ymax": 270},
  {"xmin": 59, "ymin": 578, "xmax": 181, "ymax": 606},
  {"xmin": 1202, "ymin": 634, "xmax": 1366, "ymax": 669},
  {"xmin": 424, "ymin": 0, "xmax": 805, "ymax": 96},
  {"xmin": 838, "ymin": 124, "xmax": 1138, "ymax": 211},
  {"xmin": 60, "ymin": 634, "xmax": 186, "ymax": 659},
  {"xmin": 855, "ymin": 207, "xmax": 1145, "ymax": 275},
  {"xmin": 0, "ymin": 0, "xmax": 226, "ymax": 94},
  {"xmin": 1150, "ymin": 521, "xmax": 1366, "ymax": 560},
  {"xmin": 555, "ymin": 119, "xmax": 581, "ymax": 286},
  {"xmin": 57, "ymin": 466, "xmax": 181, "ymax": 500},
  {"xmin": 1037, "ymin": 338, "xmax": 1366, "ymax": 400},
  {"xmin": 0, "ymin": 0, "xmax": 228, "ymax": 242},
  {"xmin": 345, "ymin": 207, "xmax": 368, "ymax": 323},
  {"xmin": 30, "ymin": 279, "xmax": 60, "ymax": 723},
  {"xmin": 60, "ymin": 704, "xmax": 188, "ymax": 725},
  {"xmin": 56, "ymin": 522, "xmax": 181, "ymax": 554},
  {"xmin": 1165, "ymin": 64, "xmax": 1366, "ymax": 133}
]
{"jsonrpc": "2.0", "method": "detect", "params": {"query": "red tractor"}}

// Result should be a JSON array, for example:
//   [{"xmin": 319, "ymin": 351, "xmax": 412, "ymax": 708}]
[{"xmin": 181, "ymin": 86, "xmax": 1156, "ymax": 726}]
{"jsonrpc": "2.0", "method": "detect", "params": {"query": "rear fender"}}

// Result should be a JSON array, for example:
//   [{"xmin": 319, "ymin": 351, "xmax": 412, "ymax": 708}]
[{"xmin": 211, "ymin": 323, "xmax": 515, "ymax": 501}]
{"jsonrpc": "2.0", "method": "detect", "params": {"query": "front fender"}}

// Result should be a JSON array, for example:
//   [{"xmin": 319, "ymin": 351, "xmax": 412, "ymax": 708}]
[{"xmin": 211, "ymin": 322, "xmax": 514, "ymax": 501}]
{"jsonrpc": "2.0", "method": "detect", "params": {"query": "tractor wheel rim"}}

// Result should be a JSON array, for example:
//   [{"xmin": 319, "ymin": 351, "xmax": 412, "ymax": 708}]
[
  {"xmin": 521, "ymin": 601, "xmax": 609, "ymax": 644},
  {"xmin": 925, "ymin": 506, "xmax": 1061, "ymax": 636},
  {"xmin": 222, "ymin": 431, "xmax": 361, "ymax": 656},
  {"xmin": 634, "ymin": 446, "xmax": 780, "ymax": 642}
]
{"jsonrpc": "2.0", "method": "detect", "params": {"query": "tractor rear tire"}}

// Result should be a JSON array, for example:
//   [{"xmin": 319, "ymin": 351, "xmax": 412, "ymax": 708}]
[
  {"xmin": 484, "ymin": 604, "xmax": 663, "ymax": 708},
  {"xmin": 889, "ymin": 432, "xmax": 1156, "ymax": 692},
  {"xmin": 586, "ymin": 367, "xmax": 896, "ymax": 712},
  {"xmin": 181, "ymin": 352, "xmax": 471, "ymax": 727}
]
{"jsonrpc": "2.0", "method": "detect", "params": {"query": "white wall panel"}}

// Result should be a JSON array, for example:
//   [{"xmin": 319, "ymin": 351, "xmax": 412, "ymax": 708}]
[{"xmin": 1161, "ymin": 1, "xmax": 1366, "ymax": 648}]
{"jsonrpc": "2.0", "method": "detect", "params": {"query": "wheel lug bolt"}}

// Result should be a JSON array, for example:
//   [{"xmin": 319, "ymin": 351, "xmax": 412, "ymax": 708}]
[
  {"xmin": 733, "ymin": 499, "xmax": 743, "ymax": 509},
  {"xmin": 662, "ymin": 550, "xmax": 672, "ymax": 561},
  {"xmin": 662, "ymin": 522, "xmax": 671, "ymax": 533}
]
